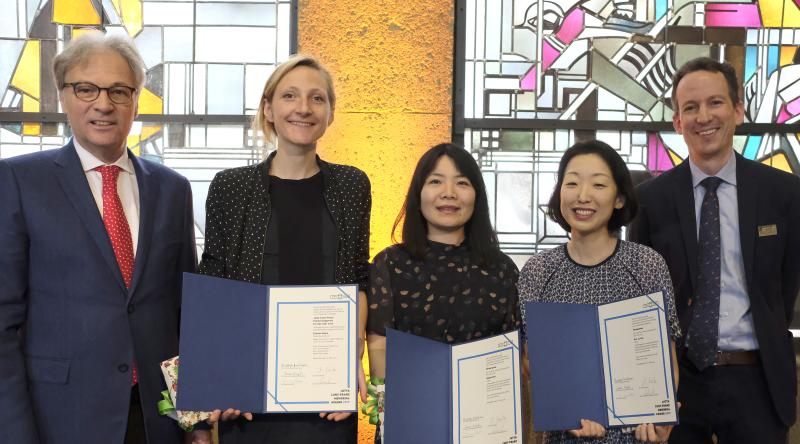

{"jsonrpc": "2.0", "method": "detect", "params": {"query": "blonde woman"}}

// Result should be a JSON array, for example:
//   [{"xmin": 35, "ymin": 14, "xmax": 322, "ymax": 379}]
[{"xmin": 198, "ymin": 54, "xmax": 369, "ymax": 444}]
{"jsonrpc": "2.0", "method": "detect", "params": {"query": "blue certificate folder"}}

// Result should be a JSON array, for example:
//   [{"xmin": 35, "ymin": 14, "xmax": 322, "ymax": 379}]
[
  {"xmin": 176, "ymin": 273, "xmax": 357, "ymax": 413},
  {"xmin": 524, "ymin": 291, "xmax": 677, "ymax": 431},
  {"xmin": 384, "ymin": 328, "xmax": 522, "ymax": 444}
]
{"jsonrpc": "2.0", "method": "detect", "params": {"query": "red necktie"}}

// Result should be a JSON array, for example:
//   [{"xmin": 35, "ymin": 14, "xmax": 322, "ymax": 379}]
[{"xmin": 96, "ymin": 165, "xmax": 138, "ymax": 385}]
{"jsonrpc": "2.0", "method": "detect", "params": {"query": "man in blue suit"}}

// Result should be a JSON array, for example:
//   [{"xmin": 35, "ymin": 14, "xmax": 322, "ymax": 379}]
[
  {"xmin": 0, "ymin": 33, "xmax": 198, "ymax": 443},
  {"xmin": 630, "ymin": 58, "xmax": 800, "ymax": 443}
]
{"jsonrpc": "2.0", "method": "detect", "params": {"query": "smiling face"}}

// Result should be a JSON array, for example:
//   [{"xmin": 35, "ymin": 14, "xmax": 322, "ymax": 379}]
[
  {"xmin": 264, "ymin": 65, "xmax": 334, "ymax": 152},
  {"xmin": 559, "ymin": 153, "xmax": 624, "ymax": 239},
  {"xmin": 673, "ymin": 70, "xmax": 744, "ymax": 166},
  {"xmin": 59, "ymin": 49, "xmax": 138, "ymax": 163},
  {"xmin": 420, "ymin": 155, "xmax": 476, "ymax": 244}
]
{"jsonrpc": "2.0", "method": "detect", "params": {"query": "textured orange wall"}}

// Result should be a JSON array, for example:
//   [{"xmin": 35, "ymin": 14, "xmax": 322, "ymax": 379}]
[
  {"xmin": 298, "ymin": 0, "xmax": 454, "ymax": 259},
  {"xmin": 298, "ymin": 0, "xmax": 453, "ymax": 441}
]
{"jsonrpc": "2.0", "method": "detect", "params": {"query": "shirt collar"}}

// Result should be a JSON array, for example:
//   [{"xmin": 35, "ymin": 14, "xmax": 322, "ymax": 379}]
[
  {"xmin": 73, "ymin": 138, "xmax": 134, "ymax": 175},
  {"xmin": 688, "ymin": 151, "xmax": 737, "ymax": 189}
]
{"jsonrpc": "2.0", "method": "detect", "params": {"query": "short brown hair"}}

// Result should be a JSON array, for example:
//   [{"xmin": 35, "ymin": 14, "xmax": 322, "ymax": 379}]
[{"xmin": 671, "ymin": 57, "xmax": 740, "ymax": 110}]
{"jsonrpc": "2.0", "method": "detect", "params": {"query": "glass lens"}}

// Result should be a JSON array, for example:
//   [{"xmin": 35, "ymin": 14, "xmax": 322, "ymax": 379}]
[
  {"xmin": 108, "ymin": 86, "xmax": 133, "ymax": 104},
  {"xmin": 73, "ymin": 83, "xmax": 99, "ymax": 100}
]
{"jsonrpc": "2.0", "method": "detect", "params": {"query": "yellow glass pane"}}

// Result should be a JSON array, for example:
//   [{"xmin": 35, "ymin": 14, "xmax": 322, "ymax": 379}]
[
  {"xmin": 127, "ymin": 134, "xmax": 141, "ymax": 151},
  {"xmin": 22, "ymin": 95, "xmax": 41, "ymax": 135},
  {"xmin": 53, "ymin": 0, "xmax": 101, "ymax": 25},
  {"xmin": 23, "ymin": 123, "xmax": 41, "ymax": 135},
  {"xmin": 137, "ymin": 87, "xmax": 163, "ymax": 114},
  {"xmin": 140, "ymin": 124, "xmax": 161, "ymax": 141},
  {"xmin": 759, "ymin": 0, "xmax": 782, "ymax": 27},
  {"xmin": 761, "ymin": 152, "xmax": 793, "ymax": 173},
  {"xmin": 668, "ymin": 148, "xmax": 683, "ymax": 166},
  {"xmin": 22, "ymin": 94, "xmax": 40, "ymax": 112},
  {"xmin": 10, "ymin": 40, "xmax": 40, "ymax": 100},
  {"xmin": 760, "ymin": 0, "xmax": 800, "ymax": 27},
  {"xmin": 120, "ymin": 0, "xmax": 143, "ymax": 37},
  {"xmin": 72, "ymin": 28, "xmax": 102, "ymax": 39},
  {"xmin": 783, "ymin": 0, "xmax": 800, "ymax": 26},
  {"xmin": 780, "ymin": 46, "xmax": 795, "ymax": 67}
]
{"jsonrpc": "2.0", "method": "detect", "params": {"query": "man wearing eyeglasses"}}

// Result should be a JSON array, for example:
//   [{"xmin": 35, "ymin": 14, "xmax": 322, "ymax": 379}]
[{"xmin": 0, "ymin": 33, "xmax": 200, "ymax": 444}]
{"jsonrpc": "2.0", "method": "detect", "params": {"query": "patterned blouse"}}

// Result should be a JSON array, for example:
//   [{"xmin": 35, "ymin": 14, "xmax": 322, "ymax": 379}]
[
  {"xmin": 518, "ymin": 240, "xmax": 681, "ymax": 444},
  {"xmin": 367, "ymin": 241, "xmax": 521, "ymax": 344}
]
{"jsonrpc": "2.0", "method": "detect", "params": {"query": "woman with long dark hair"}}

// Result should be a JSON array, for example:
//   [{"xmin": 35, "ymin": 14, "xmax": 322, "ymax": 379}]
[{"xmin": 365, "ymin": 143, "xmax": 521, "ymax": 439}]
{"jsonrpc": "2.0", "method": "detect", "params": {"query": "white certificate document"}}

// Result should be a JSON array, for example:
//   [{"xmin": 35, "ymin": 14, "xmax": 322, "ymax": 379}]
[
  {"xmin": 597, "ymin": 292, "xmax": 677, "ymax": 426},
  {"xmin": 451, "ymin": 331, "xmax": 522, "ymax": 444},
  {"xmin": 265, "ymin": 285, "xmax": 357, "ymax": 412}
]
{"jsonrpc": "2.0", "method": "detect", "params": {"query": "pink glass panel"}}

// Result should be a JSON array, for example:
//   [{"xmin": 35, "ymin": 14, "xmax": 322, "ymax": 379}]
[
  {"xmin": 705, "ymin": 4, "xmax": 762, "ymax": 28},
  {"xmin": 554, "ymin": 8, "xmax": 584, "ymax": 44}
]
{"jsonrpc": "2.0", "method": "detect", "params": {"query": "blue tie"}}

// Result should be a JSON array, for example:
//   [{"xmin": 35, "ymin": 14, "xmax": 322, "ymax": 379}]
[{"xmin": 687, "ymin": 176, "xmax": 723, "ymax": 370}]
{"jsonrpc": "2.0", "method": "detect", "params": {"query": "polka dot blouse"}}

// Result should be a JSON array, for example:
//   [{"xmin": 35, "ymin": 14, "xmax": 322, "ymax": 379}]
[{"xmin": 367, "ymin": 241, "xmax": 521, "ymax": 344}]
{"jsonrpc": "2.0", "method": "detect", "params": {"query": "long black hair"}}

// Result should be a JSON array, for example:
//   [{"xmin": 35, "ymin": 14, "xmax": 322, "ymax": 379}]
[{"xmin": 392, "ymin": 143, "xmax": 500, "ymax": 264}]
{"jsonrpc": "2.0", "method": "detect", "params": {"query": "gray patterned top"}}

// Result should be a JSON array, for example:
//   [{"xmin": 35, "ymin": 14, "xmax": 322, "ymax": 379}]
[{"xmin": 518, "ymin": 240, "xmax": 681, "ymax": 444}]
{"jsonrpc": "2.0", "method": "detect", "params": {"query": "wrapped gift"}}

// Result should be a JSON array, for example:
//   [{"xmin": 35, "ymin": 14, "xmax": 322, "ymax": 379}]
[{"xmin": 158, "ymin": 356, "xmax": 211, "ymax": 431}]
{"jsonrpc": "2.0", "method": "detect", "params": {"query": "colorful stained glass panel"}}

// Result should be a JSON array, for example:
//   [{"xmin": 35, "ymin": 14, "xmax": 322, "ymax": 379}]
[{"xmin": 460, "ymin": 0, "xmax": 800, "ymax": 253}]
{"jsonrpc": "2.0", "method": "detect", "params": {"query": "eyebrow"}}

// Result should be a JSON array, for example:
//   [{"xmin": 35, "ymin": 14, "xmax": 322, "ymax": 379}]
[
  {"xmin": 681, "ymin": 95, "xmax": 726, "ymax": 105},
  {"xmin": 66, "ymin": 80, "xmax": 135, "ymax": 88},
  {"xmin": 279, "ymin": 85, "xmax": 326, "ymax": 94},
  {"xmin": 428, "ymin": 172, "xmax": 468, "ymax": 178},
  {"xmin": 564, "ymin": 171, "xmax": 611, "ymax": 178}
]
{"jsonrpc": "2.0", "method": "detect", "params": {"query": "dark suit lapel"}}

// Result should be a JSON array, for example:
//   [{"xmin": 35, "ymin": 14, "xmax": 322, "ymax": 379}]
[
  {"xmin": 128, "ymin": 152, "xmax": 157, "ymax": 299},
  {"xmin": 53, "ymin": 143, "xmax": 128, "ymax": 293},
  {"xmin": 735, "ymin": 153, "xmax": 757, "ymax": 290},
  {"xmin": 672, "ymin": 161, "xmax": 700, "ymax": 291}
]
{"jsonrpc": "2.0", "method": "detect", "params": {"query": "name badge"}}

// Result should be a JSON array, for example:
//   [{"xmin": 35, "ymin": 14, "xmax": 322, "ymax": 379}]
[{"xmin": 758, "ymin": 224, "xmax": 778, "ymax": 237}]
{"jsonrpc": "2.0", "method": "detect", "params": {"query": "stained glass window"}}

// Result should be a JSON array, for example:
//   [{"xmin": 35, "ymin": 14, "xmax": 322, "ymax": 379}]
[
  {"xmin": 0, "ymin": 0, "xmax": 296, "ymax": 251},
  {"xmin": 456, "ymin": 0, "xmax": 800, "ymax": 256}
]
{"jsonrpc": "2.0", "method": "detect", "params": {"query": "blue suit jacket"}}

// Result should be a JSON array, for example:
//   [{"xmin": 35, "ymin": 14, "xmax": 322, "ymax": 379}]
[
  {"xmin": 0, "ymin": 142, "xmax": 197, "ymax": 444},
  {"xmin": 630, "ymin": 153, "xmax": 800, "ymax": 426}
]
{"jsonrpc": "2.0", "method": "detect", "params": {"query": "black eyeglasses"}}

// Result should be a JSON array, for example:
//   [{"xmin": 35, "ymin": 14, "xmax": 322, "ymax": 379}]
[{"xmin": 62, "ymin": 82, "xmax": 137, "ymax": 105}]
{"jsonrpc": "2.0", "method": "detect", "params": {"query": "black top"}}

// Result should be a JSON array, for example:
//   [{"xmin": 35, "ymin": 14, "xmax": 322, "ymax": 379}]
[
  {"xmin": 367, "ymin": 241, "xmax": 521, "ymax": 344},
  {"xmin": 198, "ymin": 151, "xmax": 371, "ymax": 290},
  {"xmin": 268, "ymin": 173, "xmax": 325, "ymax": 285},
  {"xmin": 199, "ymin": 153, "xmax": 367, "ymax": 442}
]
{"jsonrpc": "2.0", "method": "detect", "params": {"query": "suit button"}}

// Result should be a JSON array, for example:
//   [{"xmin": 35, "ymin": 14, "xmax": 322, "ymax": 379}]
[
  {"xmin": 127, "ymin": 304, "xmax": 135, "ymax": 313},
  {"xmin": 118, "ymin": 364, "xmax": 129, "ymax": 373}
]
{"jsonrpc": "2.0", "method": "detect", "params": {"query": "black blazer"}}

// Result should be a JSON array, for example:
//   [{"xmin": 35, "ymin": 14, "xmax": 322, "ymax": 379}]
[
  {"xmin": 629, "ymin": 153, "xmax": 800, "ymax": 426},
  {"xmin": 198, "ymin": 152, "xmax": 371, "ymax": 289}
]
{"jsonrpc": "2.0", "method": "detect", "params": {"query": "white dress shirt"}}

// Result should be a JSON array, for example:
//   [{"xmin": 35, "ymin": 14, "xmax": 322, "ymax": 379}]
[{"xmin": 73, "ymin": 139, "xmax": 140, "ymax": 254}]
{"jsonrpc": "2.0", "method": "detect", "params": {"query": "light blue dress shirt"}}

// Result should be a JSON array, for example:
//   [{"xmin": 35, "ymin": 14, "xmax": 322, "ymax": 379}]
[{"xmin": 689, "ymin": 154, "xmax": 759, "ymax": 351}]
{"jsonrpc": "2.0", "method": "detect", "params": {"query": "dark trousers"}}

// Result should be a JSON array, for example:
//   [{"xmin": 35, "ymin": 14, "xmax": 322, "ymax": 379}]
[
  {"xmin": 125, "ymin": 386, "xmax": 147, "ymax": 444},
  {"xmin": 669, "ymin": 360, "xmax": 787, "ymax": 444},
  {"xmin": 219, "ymin": 413, "xmax": 356, "ymax": 444}
]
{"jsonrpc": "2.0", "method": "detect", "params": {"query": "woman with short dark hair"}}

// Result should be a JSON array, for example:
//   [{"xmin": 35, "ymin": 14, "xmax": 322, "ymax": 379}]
[{"xmin": 518, "ymin": 140, "xmax": 681, "ymax": 443}]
